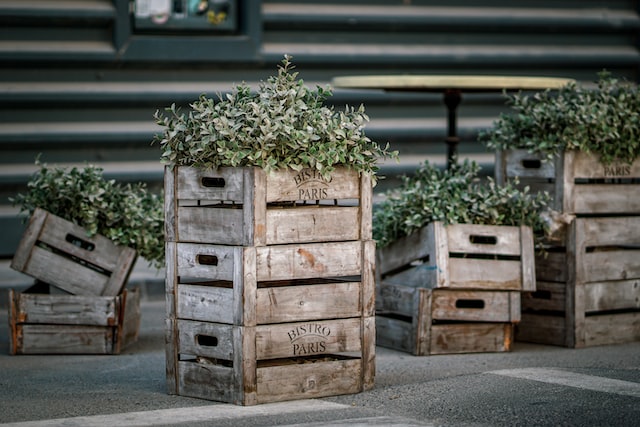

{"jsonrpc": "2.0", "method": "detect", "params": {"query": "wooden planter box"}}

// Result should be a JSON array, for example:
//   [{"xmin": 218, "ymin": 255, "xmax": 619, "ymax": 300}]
[
  {"xmin": 164, "ymin": 166, "xmax": 372, "ymax": 246},
  {"xmin": 517, "ymin": 216, "xmax": 640, "ymax": 347},
  {"xmin": 165, "ymin": 239, "xmax": 376, "ymax": 405},
  {"xmin": 377, "ymin": 222, "xmax": 535, "ymax": 292},
  {"xmin": 495, "ymin": 149, "xmax": 640, "ymax": 215},
  {"xmin": 376, "ymin": 281, "xmax": 519, "ymax": 355},
  {"xmin": 9, "ymin": 284, "xmax": 140, "ymax": 355},
  {"xmin": 10, "ymin": 208, "xmax": 138, "ymax": 296}
]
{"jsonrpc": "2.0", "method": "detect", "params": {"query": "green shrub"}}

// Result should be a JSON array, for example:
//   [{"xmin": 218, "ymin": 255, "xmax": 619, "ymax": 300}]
[
  {"xmin": 11, "ymin": 161, "xmax": 165, "ymax": 269},
  {"xmin": 153, "ymin": 55, "xmax": 397, "ymax": 181},
  {"xmin": 372, "ymin": 160, "xmax": 550, "ymax": 248},
  {"xmin": 480, "ymin": 72, "xmax": 640, "ymax": 164}
]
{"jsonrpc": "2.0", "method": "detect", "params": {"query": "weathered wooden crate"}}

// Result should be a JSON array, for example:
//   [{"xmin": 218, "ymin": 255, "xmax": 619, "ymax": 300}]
[
  {"xmin": 9, "ymin": 283, "xmax": 140, "ymax": 355},
  {"xmin": 165, "ymin": 239, "xmax": 376, "ymax": 404},
  {"xmin": 517, "ymin": 216, "xmax": 640, "ymax": 347},
  {"xmin": 376, "ymin": 281, "xmax": 518, "ymax": 355},
  {"xmin": 377, "ymin": 222, "xmax": 535, "ymax": 292},
  {"xmin": 10, "ymin": 207, "xmax": 138, "ymax": 296},
  {"xmin": 164, "ymin": 166, "xmax": 372, "ymax": 246},
  {"xmin": 495, "ymin": 149, "xmax": 640, "ymax": 215}
]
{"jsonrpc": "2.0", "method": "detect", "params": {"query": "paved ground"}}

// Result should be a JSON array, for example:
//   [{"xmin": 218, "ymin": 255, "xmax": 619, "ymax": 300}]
[{"xmin": 1, "ymin": 260, "xmax": 639, "ymax": 427}]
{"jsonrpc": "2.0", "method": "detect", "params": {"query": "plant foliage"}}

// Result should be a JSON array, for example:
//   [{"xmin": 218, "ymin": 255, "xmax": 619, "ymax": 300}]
[
  {"xmin": 480, "ymin": 72, "xmax": 640, "ymax": 164},
  {"xmin": 11, "ymin": 161, "xmax": 165, "ymax": 268},
  {"xmin": 153, "ymin": 55, "xmax": 397, "ymax": 181},
  {"xmin": 372, "ymin": 159, "xmax": 550, "ymax": 248}
]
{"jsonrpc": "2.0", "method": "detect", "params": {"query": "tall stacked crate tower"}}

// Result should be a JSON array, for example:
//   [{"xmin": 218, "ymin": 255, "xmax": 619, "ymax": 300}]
[
  {"xmin": 496, "ymin": 150, "xmax": 640, "ymax": 347},
  {"xmin": 164, "ymin": 166, "xmax": 375, "ymax": 405}
]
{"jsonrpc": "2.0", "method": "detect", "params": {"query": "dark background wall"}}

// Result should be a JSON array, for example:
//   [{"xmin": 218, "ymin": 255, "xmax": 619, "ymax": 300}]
[{"xmin": 1, "ymin": 0, "xmax": 639, "ymax": 257}]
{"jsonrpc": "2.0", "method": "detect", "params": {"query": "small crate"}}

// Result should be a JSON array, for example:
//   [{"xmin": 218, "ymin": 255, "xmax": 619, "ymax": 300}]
[
  {"xmin": 377, "ymin": 222, "xmax": 535, "ymax": 292},
  {"xmin": 376, "ymin": 281, "xmax": 519, "ymax": 355},
  {"xmin": 165, "ymin": 240, "xmax": 376, "ymax": 404},
  {"xmin": 9, "ymin": 283, "xmax": 140, "ymax": 355},
  {"xmin": 517, "ymin": 216, "xmax": 640, "ymax": 347},
  {"xmin": 164, "ymin": 166, "xmax": 372, "ymax": 246},
  {"xmin": 10, "ymin": 208, "xmax": 138, "ymax": 296},
  {"xmin": 495, "ymin": 149, "xmax": 640, "ymax": 215}
]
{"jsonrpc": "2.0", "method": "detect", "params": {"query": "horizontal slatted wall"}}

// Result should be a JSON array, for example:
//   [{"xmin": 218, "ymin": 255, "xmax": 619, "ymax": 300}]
[{"xmin": 0, "ymin": 0, "xmax": 638, "ymax": 256}]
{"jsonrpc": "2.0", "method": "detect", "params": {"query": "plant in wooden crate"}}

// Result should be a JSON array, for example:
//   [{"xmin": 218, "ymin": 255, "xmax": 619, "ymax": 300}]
[
  {"xmin": 481, "ymin": 72, "xmax": 640, "ymax": 215},
  {"xmin": 372, "ymin": 159, "xmax": 549, "ymax": 355},
  {"xmin": 154, "ymin": 56, "xmax": 394, "ymax": 404},
  {"xmin": 11, "ymin": 161, "xmax": 164, "ymax": 296}
]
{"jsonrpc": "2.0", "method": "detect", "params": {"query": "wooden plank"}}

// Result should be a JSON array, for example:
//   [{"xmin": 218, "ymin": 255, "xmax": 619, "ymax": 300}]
[
  {"xmin": 535, "ymin": 251, "xmax": 568, "ymax": 283},
  {"xmin": 516, "ymin": 313, "xmax": 567, "ymax": 346},
  {"xmin": 119, "ymin": 288, "xmax": 140, "ymax": 352},
  {"xmin": 415, "ymin": 288, "xmax": 432, "ymax": 356},
  {"xmin": 176, "ymin": 206, "xmax": 245, "ymax": 245},
  {"xmin": 265, "ymin": 167, "xmax": 361, "ymax": 203},
  {"xmin": 165, "ymin": 241, "xmax": 177, "ymax": 320},
  {"xmin": 237, "ymin": 325, "xmax": 257, "ymax": 405},
  {"xmin": 520, "ymin": 281, "xmax": 566, "ymax": 313},
  {"xmin": 583, "ymin": 312, "xmax": 640, "ymax": 347},
  {"xmin": 431, "ymin": 289, "xmax": 520, "ymax": 323},
  {"xmin": 377, "ymin": 225, "xmax": 433, "ymax": 277},
  {"xmin": 177, "ymin": 360, "xmax": 239, "ymax": 404},
  {"xmin": 175, "ymin": 243, "xmax": 236, "ymax": 282},
  {"xmin": 255, "ymin": 282, "xmax": 362, "ymax": 324},
  {"xmin": 266, "ymin": 206, "xmax": 360, "ymax": 244},
  {"xmin": 176, "ymin": 284, "xmax": 235, "ymax": 324},
  {"xmin": 446, "ymin": 223, "xmax": 522, "ymax": 256},
  {"xmin": 375, "ymin": 315, "xmax": 413, "ymax": 354},
  {"xmin": 255, "ymin": 241, "xmax": 362, "ymax": 281},
  {"xmin": 577, "ymin": 216, "xmax": 640, "ymax": 247},
  {"xmin": 256, "ymin": 358, "xmax": 362, "ymax": 404},
  {"xmin": 102, "ymin": 246, "xmax": 137, "ymax": 297},
  {"xmin": 430, "ymin": 222, "xmax": 450, "ymax": 288},
  {"xmin": 14, "ymin": 324, "xmax": 114, "ymax": 354},
  {"xmin": 176, "ymin": 166, "xmax": 245, "ymax": 202},
  {"xmin": 165, "ymin": 317, "xmax": 178, "ymax": 394},
  {"xmin": 448, "ymin": 258, "xmax": 523, "ymax": 290},
  {"xmin": 361, "ymin": 240, "xmax": 376, "ymax": 317},
  {"xmin": 581, "ymin": 250, "xmax": 640, "ymax": 284},
  {"xmin": 378, "ymin": 282, "xmax": 417, "ymax": 316},
  {"xmin": 164, "ymin": 166, "xmax": 177, "ymax": 242},
  {"xmin": 246, "ymin": 167, "xmax": 264, "ymax": 246},
  {"xmin": 501, "ymin": 149, "xmax": 556, "ymax": 179},
  {"xmin": 573, "ymin": 185, "xmax": 640, "ymax": 214},
  {"xmin": 360, "ymin": 173, "xmax": 373, "ymax": 241},
  {"xmin": 429, "ymin": 323, "xmax": 513, "ymax": 355},
  {"xmin": 571, "ymin": 149, "xmax": 640, "ymax": 179},
  {"xmin": 10, "ymin": 206, "xmax": 46, "ymax": 272},
  {"xmin": 238, "ymin": 246, "xmax": 257, "ymax": 326},
  {"xmin": 361, "ymin": 316, "xmax": 376, "ymax": 391},
  {"xmin": 520, "ymin": 225, "xmax": 536, "ymax": 292},
  {"xmin": 12, "ymin": 292, "xmax": 118, "ymax": 326},
  {"xmin": 177, "ymin": 319, "xmax": 235, "ymax": 360},
  {"xmin": 583, "ymin": 279, "xmax": 640, "ymax": 313},
  {"xmin": 255, "ymin": 318, "xmax": 363, "ymax": 359}
]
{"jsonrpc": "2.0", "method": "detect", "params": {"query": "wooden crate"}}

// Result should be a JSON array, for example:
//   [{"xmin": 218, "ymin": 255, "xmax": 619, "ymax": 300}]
[
  {"xmin": 495, "ymin": 149, "xmax": 640, "ymax": 215},
  {"xmin": 517, "ymin": 216, "xmax": 640, "ymax": 347},
  {"xmin": 164, "ymin": 166, "xmax": 372, "ymax": 246},
  {"xmin": 376, "ymin": 281, "xmax": 519, "ymax": 355},
  {"xmin": 165, "ymin": 239, "xmax": 376, "ymax": 404},
  {"xmin": 377, "ymin": 222, "xmax": 535, "ymax": 292},
  {"xmin": 9, "ymin": 284, "xmax": 140, "ymax": 355},
  {"xmin": 10, "ymin": 208, "xmax": 137, "ymax": 296}
]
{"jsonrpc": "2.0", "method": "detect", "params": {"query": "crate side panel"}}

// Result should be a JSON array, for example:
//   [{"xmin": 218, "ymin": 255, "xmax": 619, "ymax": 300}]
[
  {"xmin": 176, "ymin": 284, "xmax": 235, "ymax": 324},
  {"xmin": 521, "ymin": 281, "xmax": 566, "ymax": 313},
  {"xmin": 256, "ymin": 358, "xmax": 362, "ymax": 404},
  {"xmin": 265, "ymin": 167, "xmax": 361, "ymax": 203},
  {"xmin": 375, "ymin": 315, "xmax": 415, "ymax": 354},
  {"xmin": 573, "ymin": 185, "xmax": 640, "ymax": 214},
  {"xmin": 446, "ymin": 224, "xmax": 522, "ymax": 256},
  {"xmin": 378, "ymin": 282, "xmax": 418, "ymax": 317},
  {"xmin": 431, "ymin": 290, "xmax": 520, "ymax": 323},
  {"xmin": 448, "ymin": 258, "xmax": 523, "ymax": 290},
  {"xmin": 256, "ymin": 281, "xmax": 362, "ymax": 324},
  {"xmin": 516, "ymin": 313, "xmax": 568, "ymax": 346},
  {"xmin": 255, "ymin": 318, "xmax": 363, "ymax": 360},
  {"xmin": 13, "ymin": 292, "xmax": 118, "ymax": 326},
  {"xmin": 584, "ymin": 279, "xmax": 640, "ymax": 313},
  {"xmin": 176, "ymin": 207, "xmax": 245, "ymax": 245},
  {"xmin": 177, "ymin": 319, "xmax": 235, "ymax": 360},
  {"xmin": 177, "ymin": 361, "xmax": 240, "ymax": 404},
  {"xmin": 581, "ymin": 250, "xmax": 640, "ymax": 284},
  {"xmin": 583, "ymin": 312, "xmax": 640, "ymax": 347},
  {"xmin": 176, "ymin": 243, "xmax": 236, "ymax": 281},
  {"xmin": 14, "ymin": 324, "xmax": 114, "ymax": 354},
  {"xmin": 176, "ymin": 166, "xmax": 245, "ymax": 202}
]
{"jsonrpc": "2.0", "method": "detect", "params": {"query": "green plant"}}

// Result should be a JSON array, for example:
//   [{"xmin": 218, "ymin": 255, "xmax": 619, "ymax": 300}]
[
  {"xmin": 11, "ymin": 160, "xmax": 165, "ymax": 269},
  {"xmin": 480, "ymin": 71, "xmax": 640, "ymax": 164},
  {"xmin": 153, "ymin": 55, "xmax": 397, "ymax": 181},
  {"xmin": 372, "ymin": 159, "xmax": 550, "ymax": 248}
]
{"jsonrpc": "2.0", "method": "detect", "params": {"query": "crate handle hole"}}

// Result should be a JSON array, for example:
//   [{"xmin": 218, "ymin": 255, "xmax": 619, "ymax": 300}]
[
  {"xmin": 531, "ymin": 290, "xmax": 552, "ymax": 300},
  {"xmin": 521, "ymin": 159, "xmax": 542, "ymax": 169},
  {"xmin": 65, "ymin": 234, "xmax": 95, "ymax": 251},
  {"xmin": 197, "ymin": 254, "xmax": 218, "ymax": 266},
  {"xmin": 196, "ymin": 335, "xmax": 218, "ymax": 347},
  {"xmin": 201, "ymin": 177, "xmax": 226, "ymax": 188},
  {"xmin": 456, "ymin": 299, "xmax": 485, "ymax": 309},
  {"xmin": 469, "ymin": 235, "xmax": 497, "ymax": 245}
]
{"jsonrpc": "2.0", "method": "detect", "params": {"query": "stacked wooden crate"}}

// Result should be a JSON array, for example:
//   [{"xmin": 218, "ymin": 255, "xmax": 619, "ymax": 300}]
[
  {"xmin": 496, "ymin": 149, "xmax": 640, "ymax": 347},
  {"xmin": 376, "ymin": 221, "xmax": 534, "ymax": 355},
  {"xmin": 164, "ymin": 166, "xmax": 375, "ymax": 405},
  {"xmin": 9, "ymin": 207, "xmax": 140, "ymax": 354}
]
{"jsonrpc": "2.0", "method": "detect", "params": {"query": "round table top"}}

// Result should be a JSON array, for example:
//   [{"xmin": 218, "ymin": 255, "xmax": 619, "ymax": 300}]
[{"xmin": 331, "ymin": 75, "xmax": 575, "ymax": 92}]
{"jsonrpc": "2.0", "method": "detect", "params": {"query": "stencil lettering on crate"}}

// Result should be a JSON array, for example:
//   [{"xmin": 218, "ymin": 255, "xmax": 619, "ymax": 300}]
[
  {"xmin": 603, "ymin": 164, "xmax": 632, "ymax": 177},
  {"xmin": 287, "ymin": 323, "xmax": 331, "ymax": 355},
  {"xmin": 293, "ymin": 168, "xmax": 332, "ymax": 200}
]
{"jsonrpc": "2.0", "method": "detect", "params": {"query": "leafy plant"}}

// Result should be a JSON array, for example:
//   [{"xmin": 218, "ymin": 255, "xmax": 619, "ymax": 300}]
[
  {"xmin": 480, "ymin": 71, "xmax": 640, "ymax": 164},
  {"xmin": 372, "ymin": 159, "xmax": 550, "ymax": 248},
  {"xmin": 153, "ymin": 55, "xmax": 397, "ymax": 181},
  {"xmin": 11, "ymin": 160, "xmax": 165, "ymax": 269}
]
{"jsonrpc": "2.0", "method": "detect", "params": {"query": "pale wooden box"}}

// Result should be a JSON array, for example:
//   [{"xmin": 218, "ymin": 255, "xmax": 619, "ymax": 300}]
[
  {"xmin": 164, "ymin": 166, "xmax": 372, "ymax": 246},
  {"xmin": 9, "ymin": 284, "xmax": 140, "ymax": 355},
  {"xmin": 377, "ymin": 222, "xmax": 535, "ymax": 292},
  {"xmin": 376, "ymin": 281, "xmax": 519, "ymax": 355},
  {"xmin": 517, "ymin": 216, "xmax": 640, "ymax": 347},
  {"xmin": 495, "ymin": 149, "xmax": 640, "ymax": 215},
  {"xmin": 10, "ymin": 208, "xmax": 137, "ymax": 296},
  {"xmin": 165, "ymin": 240, "xmax": 376, "ymax": 404}
]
